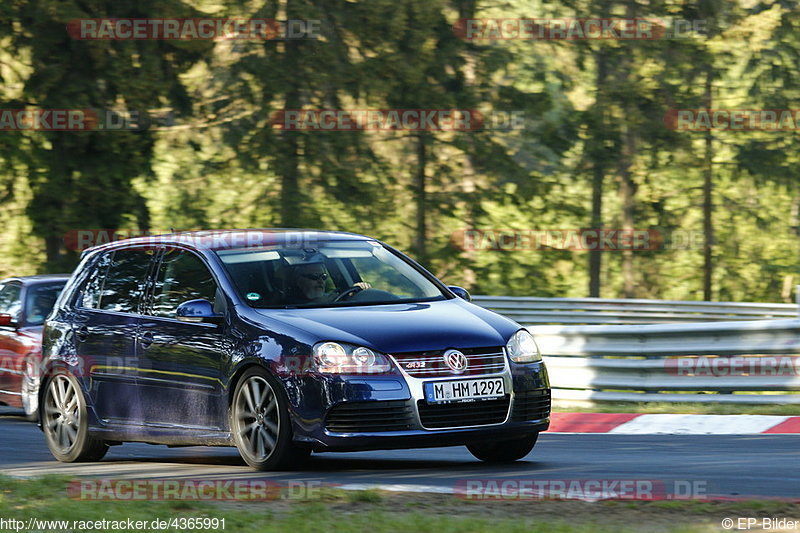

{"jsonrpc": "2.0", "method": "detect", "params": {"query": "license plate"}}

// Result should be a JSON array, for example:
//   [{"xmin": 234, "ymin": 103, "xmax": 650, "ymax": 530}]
[{"xmin": 424, "ymin": 378, "xmax": 505, "ymax": 403}]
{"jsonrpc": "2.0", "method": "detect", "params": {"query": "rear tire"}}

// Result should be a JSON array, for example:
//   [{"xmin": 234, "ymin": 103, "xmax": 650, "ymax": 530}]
[
  {"xmin": 230, "ymin": 367, "xmax": 309, "ymax": 471},
  {"xmin": 467, "ymin": 433, "xmax": 539, "ymax": 463},
  {"xmin": 42, "ymin": 371, "xmax": 108, "ymax": 462}
]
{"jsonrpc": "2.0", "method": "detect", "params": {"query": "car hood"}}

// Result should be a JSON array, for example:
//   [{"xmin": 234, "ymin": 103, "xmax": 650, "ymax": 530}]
[{"xmin": 253, "ymin": 299, "xmax": 520, "ymax": 353}]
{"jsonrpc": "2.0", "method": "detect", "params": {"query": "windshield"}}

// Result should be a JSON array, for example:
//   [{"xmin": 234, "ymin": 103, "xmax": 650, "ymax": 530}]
[{"xmin": 215, "ymin": 241, "xmax": 446, "ymax": 308}]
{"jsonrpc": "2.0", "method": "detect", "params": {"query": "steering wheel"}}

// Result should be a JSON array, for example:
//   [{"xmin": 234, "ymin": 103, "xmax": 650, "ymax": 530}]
[{"xmin": 334, "ymin": 285, "xmax": 366, "ymax": 302}]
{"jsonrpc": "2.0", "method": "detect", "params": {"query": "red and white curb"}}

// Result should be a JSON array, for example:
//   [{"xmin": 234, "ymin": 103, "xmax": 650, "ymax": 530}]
[
  {"xmin": 549, "ymin": 412, "xmax": 800, "ymax": 434},
  {"xmin": 336, "ymin": 483, "xmax": 800, "ymax": 503}
]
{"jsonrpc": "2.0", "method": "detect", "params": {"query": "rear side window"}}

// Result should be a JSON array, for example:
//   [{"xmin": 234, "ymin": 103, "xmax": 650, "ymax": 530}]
[
  {"xmin": 151, "ymin": 249, "xmax": 217, "ymax": 319},
  {"xmin": 0, "ymin": 282, "xmax": 22, "ymax": 321},
  {"xmin": 80, "ymin": 253, "xmax": 113, "ymax": 309},
  {"xmin": 80, "ymin": 249, "xmax": 153, "ymax": 313}
]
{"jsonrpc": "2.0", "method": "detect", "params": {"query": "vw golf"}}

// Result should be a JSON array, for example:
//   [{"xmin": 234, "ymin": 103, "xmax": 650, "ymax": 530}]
[{"xmin": 40, "ymin": 230, "xmax": 550, "ymax": 470}]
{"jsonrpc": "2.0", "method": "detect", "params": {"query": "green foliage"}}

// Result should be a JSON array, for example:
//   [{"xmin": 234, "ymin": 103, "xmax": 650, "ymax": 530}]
[{"xmin": 0, "ymin": 0, "xmax": 799, "ymax": 303}]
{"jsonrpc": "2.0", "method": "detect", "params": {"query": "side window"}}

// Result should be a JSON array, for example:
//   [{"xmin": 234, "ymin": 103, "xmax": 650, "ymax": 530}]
[
  {"xmin": 151, "ymin": 249, "xmax": 217, "ymax": 319},
  {"xmin": 80, "ymin": 249, "xmax": 152, "ymax": 313},
  {"xmin": 80, "ymin": 252, "xmax": 113, "ymax": 309},
  {"xmin": 0, "ymin": 282, "xmax": 22, "ymax": 321}
]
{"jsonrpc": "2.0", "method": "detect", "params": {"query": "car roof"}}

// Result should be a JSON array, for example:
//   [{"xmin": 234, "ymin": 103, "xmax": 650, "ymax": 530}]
[
  {"xmin": 82, "ymin": 229, "xmax": 376, "ymax": 255},
  {"xmin": 0, "ymin": 274, "xmax": 71, "ymax": 285}
]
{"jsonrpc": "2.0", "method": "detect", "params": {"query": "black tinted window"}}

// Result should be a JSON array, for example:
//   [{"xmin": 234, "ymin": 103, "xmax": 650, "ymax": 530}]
[
  {"xmin": 83, "ymin": 249, "xmax": 152, "ymax": 313},
  {"xmin": 151, "ymin": 249, "xmax": 217, "ymax": 318},
  {"xmin": 0, "ymin": 282, "xmax": 22, "ymax": 321},
  {"xmin": 24, "ymin": 283, "xmax": 64, "ymax": 326},
  {"xmin": 79, "ymin": 253, "xmax": 112, "ymax": 309}
]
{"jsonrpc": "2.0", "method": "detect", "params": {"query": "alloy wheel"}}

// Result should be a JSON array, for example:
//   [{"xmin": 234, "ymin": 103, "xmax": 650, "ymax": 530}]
[
  {"xmin": 44, "ymin": 375, "xmax": 80, "ymax": 453},
  {"xmin": 234, "ymin": 375, "xmax": 280, "ymax": 462}
]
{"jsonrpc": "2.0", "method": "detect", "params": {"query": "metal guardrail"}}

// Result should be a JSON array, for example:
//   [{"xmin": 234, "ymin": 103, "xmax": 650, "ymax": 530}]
[
  {"xmin": 473, "ymin": 295, "xmax": 797, "ymax": 325},
  {"xmin": 473, "ymin": 295, "xmax": 800, "ymax": 403},
  {"xmin": 530, "ymin": 319, "xmax": 800, "ymax": 404}
]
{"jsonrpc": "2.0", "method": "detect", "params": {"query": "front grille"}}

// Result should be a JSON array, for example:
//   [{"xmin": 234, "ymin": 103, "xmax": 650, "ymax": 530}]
[
  {"xmin": 417, "ymin": 396, "xmax": 510, "ymax": 429},
  {"xmin": 391, "ymin": 346, "xmax": 506, "ymax": 378},
  {"xmin": 511, "ymin": 389, "xmax": 551, "ymax": 421},
  {"xmin": 325, "ymin": 400, "xmax": 414, "ymax": 433}
]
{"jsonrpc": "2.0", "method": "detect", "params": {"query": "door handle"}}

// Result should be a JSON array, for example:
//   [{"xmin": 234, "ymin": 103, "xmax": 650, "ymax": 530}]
[
  {"xmin": 75, "ymin": 326, "xmax": 89, "ymax": 343},
  {"xmin": 139, "ymin": 331, "xmax": 154, "ymax": 349}
]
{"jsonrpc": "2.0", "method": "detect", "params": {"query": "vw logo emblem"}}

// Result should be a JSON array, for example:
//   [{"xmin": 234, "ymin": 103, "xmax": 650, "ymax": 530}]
[{"xmin": 443, "ymin": 349, "xmax": 468, "ymax": 373}]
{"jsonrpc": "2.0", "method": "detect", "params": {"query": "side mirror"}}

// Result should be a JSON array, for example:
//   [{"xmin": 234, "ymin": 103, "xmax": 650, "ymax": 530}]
[
  {"xmin": 447, "ymin": 286, "xmax": 472, "ymax": 302},
  {"xmin": 0, "ymin": 313, "xmax": 18, "ymax": 328},
  {"xmin": 176, "ymin": 299, "xmax": 223, "ymax": 325}
]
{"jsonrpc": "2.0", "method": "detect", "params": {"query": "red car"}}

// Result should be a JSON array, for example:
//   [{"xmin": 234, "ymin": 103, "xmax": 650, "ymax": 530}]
[{"xmin": 0, "ymin": 274, "xmax": 69, "ymax": 420}]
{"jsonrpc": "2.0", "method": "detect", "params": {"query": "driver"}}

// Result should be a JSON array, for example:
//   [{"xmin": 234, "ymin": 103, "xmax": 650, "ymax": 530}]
[
  {"xmin": 290, "ymin": 263, "xmax": 332, "ymax": 303},
  {"xmin": 286, "ymin": 262, "xmax": 371, "ymax": 304}
]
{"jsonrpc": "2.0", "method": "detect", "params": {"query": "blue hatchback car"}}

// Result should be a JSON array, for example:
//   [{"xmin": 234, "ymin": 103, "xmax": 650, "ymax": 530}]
[{"xmin": 40, "ymin": 230, "xmax": 550, "ymax": 470}]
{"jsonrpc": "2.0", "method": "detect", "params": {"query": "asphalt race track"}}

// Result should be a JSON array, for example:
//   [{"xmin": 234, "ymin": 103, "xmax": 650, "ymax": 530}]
[{"xmin": 1, "ymin": 408, "xmax": 798, "ymax": 500}]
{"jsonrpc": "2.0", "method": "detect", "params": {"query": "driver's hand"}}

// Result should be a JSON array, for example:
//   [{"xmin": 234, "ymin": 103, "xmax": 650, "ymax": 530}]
[{"xmin": 354, "ymin": 282, "xmax": 371, "ymax": 290}]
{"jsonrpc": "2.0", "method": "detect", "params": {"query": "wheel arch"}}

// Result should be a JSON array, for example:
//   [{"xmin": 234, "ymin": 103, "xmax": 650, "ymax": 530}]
[
  {"xmin": 226, "ymin": 360, "xmax": 279, "ymax": 408},
  {"xmin": 36, "ymin": 361, "xmax": 95, "ymax": 429}
]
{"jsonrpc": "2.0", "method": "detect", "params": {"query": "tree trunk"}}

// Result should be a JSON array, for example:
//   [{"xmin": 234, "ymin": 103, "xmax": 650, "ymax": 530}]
[
  {"xmin": 620, "ymin": 128, "xmax": 636, "ymax": 298},
  {"xmin": 414, "ymin": 133, "xmax": 428, "ymax": 262},
  {"xmin": 45, "ymin": 235, "xmax": 61, "ymax": 267},
  {"xmin": 589, "ymin": 157, "xmax": 604, "ymax": 298},
  {"xmin": 588, "ymin": 29, "xmax": 608, "ymax": 297},
  {"xmin": 278, "ymin": 0, "xmax": 301, "ymax": 227},
  {"xmin": 619, "ymin": 75, "xmax": 637, "ymax": 298},
  {"xmin": 279, "ymin": 123, "xmax": 301, "ymax": 227},
  {"xmin": 457, "ymin": 0, "xmax": 477, "ymax": 289},
  {"xmin": 703, "ymin": 68, "xmax": 714, "ymax": 301},
  {"xmin": 618, "ymin": 3, "xmax": 638, "ymax": 299}
]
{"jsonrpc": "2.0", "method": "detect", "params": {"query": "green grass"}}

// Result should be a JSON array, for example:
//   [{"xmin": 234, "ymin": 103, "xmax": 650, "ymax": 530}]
[
  {"xmin": 346, "ymin": 488, "xmax": 383, "ymax": 503},
  {"xmin": 552, "ymin": 400, "xmax": 800, "ymax": 415},
  {"xmin": 1, "ymin": 475, "xmax": 796, "ymax": 533}
]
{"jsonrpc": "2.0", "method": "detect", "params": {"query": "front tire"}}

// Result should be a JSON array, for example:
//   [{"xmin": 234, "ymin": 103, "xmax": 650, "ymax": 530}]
[
  {"xmin": 42, "ymin": 371, "xmax": 108, "ymax": 462},
  {"xmin": 230, "ymin": 367, "xmax": 309, "ymax": 471},
  {"xmin": 467, "ymin": 433, "xmax": 539, "ymax": 463}
]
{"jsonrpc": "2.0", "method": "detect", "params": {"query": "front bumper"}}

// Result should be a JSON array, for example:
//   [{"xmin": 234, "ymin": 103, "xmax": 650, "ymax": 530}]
[
  {"xmin": 282, "ymin": 360, "xmax": 551, "ymax": 452},
  {"xmin": 301, "ymin": 419, "xmax": 550, "ymax": 452}
]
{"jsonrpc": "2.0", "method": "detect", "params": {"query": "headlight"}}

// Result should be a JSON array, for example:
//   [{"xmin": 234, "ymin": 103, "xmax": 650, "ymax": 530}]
[
  {"xmin": 352, "ymin": 346, "xmax": 376, "ymax": 366},
  {"xmin": 313, "ymin": 342, "xmax": 392, "ymax": 373},
  {"xmin": 506, "ymin": 329, "xmax": 542, "ymax": 363}
]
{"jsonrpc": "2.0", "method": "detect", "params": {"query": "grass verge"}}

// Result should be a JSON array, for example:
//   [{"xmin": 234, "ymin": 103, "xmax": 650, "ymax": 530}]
[{"xmin": 2, "ymin": 475, "xmax": 798, "ymax": 533}]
